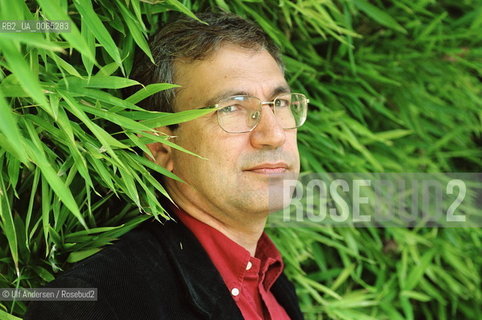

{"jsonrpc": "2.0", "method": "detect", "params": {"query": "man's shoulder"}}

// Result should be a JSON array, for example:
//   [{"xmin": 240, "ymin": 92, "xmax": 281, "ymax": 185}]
[
  {"xmin": 54, "ymin": 219, "xmax": 173, "ymax": 285},
  {"xmin": 24, "ymin": 219, "xmax": 182, "ymax": 320}
]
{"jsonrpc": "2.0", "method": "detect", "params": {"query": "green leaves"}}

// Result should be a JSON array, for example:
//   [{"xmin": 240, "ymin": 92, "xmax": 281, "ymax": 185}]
[
  {"xmin": 74, "ymin": 0, "xmax": 123, "ymax": 68},
  {"xmin": 0, "ymin": 309, "xmax": 22, "ymax": 320},
  {"xmin": 352, "ymin": 0, "xmax": 406, "ymax": 33},
  {"xmin": 125, "ymin": 83, "xmax": 180, "ymax": 104},
  {"xmin": 23, "ymin": 118, "xmax": 87, "ymax": 229},
  {"xmin": 166, "ymin": 0, "xmax": 203, "ymax": 23},
  {"xmin": 0, "ymin": 39, "xmax": 50, "ymax": 115},
  {"xmin": 0, "ymin": 1, "xmax": 480, "ymax": 319},
  {"xmin": 0, "ymin": 2, "xmax": 204, "ymax": 316},
  {"xmin": 0, "ymin": 160, "xmax": 20, "ymax": 277},
  {"xmin": 116, "ymin": 0, "xmax": 154, "ymax": 63},
  {"xmin": 63, "ymin": 76, "xmax": 141, "ymax": 89},
  {"xmin": 0, "ymin": 90, "xmax": 27, "ymax": 163},
  {"xmin": 0, "ymin": 33, "xmax": 64, "ymax": 52},
  {"xmin": 36, "ymin": 0, "xmax": 96, "ymax": 64},
  {"xmin": 67, "ymin": 247, "xmax": 102, "ymax": 263}
]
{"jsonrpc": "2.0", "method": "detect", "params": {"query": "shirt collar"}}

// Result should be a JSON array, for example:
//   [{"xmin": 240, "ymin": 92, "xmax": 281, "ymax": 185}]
[{"xmin": 171, "ymin": 204, "xmax": 284, "ymax": 294}]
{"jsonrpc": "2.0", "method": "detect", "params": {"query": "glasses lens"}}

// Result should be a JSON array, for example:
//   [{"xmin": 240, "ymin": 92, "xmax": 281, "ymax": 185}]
[
  {"xmin": 217, "ymin": 96, "xmax": 260, "ymax": 133},
  {"xmin": 275, "ymin": 93, "xmax": 308, "ymax": 129}
]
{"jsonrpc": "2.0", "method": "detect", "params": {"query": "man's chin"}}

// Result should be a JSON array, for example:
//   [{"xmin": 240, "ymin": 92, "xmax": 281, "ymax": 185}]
[{"xmin": 267, "ymin": 175, "xmax": 299, "ymax": 213}]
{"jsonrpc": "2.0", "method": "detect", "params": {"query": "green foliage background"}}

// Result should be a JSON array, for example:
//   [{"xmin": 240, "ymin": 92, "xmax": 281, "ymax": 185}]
[{"xmin": 0, "ymin": 0, "xmax": 481, "ymax": 319}]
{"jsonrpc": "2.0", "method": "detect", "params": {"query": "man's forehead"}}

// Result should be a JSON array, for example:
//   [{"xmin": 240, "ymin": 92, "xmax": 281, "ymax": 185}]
[
  {"xmin": 172, "ymin": 45, "xmax": 288, "ymax": 111},
  {"xmin": 173, "ymin": 45, "xmax": 281, "ymax": 79}
]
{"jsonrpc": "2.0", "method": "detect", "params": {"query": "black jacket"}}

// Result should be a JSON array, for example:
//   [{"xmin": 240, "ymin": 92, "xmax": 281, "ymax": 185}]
[{"xmin": 25, "ymin": 217, "xmax": 304, "ymax": 320}]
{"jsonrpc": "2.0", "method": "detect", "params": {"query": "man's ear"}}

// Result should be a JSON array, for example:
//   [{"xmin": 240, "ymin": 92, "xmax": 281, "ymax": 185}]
[{"xmin": 145, "ymin": 126, "xmax": 175, "ymax": 172}]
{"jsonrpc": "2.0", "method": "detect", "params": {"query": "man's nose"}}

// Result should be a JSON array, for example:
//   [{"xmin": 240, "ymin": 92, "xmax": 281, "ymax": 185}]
[{"xmin": 249, "ymin": 105, "xmax": 286, "ymax": 149}]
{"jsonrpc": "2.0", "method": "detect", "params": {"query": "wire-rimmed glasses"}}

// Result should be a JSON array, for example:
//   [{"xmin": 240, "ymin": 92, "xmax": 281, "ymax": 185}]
[{"xmin": 203, "ymin": 93, "xmax": 309, "ymax": 133}]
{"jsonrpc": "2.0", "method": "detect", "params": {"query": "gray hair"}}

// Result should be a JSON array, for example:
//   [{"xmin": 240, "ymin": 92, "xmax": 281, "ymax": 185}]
[{"xmin": 128, "ymin": 12, "xmax": 283, "ymax": 119}]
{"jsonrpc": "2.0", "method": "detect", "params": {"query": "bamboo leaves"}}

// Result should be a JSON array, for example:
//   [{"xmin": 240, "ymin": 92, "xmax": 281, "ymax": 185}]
[
  {"xmin": 22, "ymin": 118, "xmax": 87, "ymax": 229},
  {"xmin": 125, "ymin": 83, "xmax": 180, "ymax": 104},
  {"xmin": 0, "ymin": 39, "xmax": 50, "ymax": 115},
  {"xmin": 74, "ymin": 0, "xmax": 123, "ymax": 69},
  {"xmin": 0, "ymin": 1, "xmax": 481, "ymax": 319},
  {"xmin": 0, "ymin": 90, "xmax": 27, "ymax": 163},
  {"xmin": 116, "ymin": 1, "xmax": 153, "ymax": 63},
  {"xmin": 352, "ymin": 0, "xmax": 406, "ymax": 33},
  {"xmin": 36, "ymin": 0, "xmax": 96, "ymax": 64}
]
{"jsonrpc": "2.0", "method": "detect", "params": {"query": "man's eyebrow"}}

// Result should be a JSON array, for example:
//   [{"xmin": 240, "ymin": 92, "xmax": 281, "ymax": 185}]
[
  {"xmin": 270, "ymin": 85, "xmax": 291, "ymax": 98},
  {"xmin": 204, "ymin": 90, "xmax": 250, "ymax": 107},
  {"xmin": 204, "ymin": 85, "xmax": 291, "ymax": 107}
]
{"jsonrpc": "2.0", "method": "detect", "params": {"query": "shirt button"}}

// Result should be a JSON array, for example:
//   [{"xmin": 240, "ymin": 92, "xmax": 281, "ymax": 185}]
[
  {"xmin": 231, "ymin": 288, "xmax": 240, "ymax": 296},
  {"xmin": 246, "ymin": 261, "xmax": 252, "ymax": 270}
]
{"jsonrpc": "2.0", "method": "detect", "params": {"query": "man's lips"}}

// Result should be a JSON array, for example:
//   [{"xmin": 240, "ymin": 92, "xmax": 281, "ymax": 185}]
[{"xmin": 244, "ymin": 163, "xmax": 289, "ymax": 174}]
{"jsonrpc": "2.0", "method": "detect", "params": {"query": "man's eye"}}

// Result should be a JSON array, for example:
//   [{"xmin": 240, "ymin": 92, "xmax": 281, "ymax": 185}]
[
  {"xmin": 275, "ymin": 99, "xmax": 290, "ymax": 108},
  {"xmin": 219, "ymin": 105, "xmax": 241, "ymax": 113}
]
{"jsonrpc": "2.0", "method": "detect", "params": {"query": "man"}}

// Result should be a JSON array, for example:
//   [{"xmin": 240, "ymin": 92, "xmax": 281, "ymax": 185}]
[{"xmin": 26, "ymin": 12, "xmax": 307, "ymax": 320}]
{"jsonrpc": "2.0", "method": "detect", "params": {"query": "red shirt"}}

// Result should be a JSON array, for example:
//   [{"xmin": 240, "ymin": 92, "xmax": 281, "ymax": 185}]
[{"xmin": 173, "ymin": 206, "xmax": 291, "ymax": 320}]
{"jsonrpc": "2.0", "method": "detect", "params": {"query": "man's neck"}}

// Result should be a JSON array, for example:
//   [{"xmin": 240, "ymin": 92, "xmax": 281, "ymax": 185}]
[
  {"xmin": 167, "ymin": 189, "xmax": 267, "ymax": 256},
  {"xmin": 187, "ymin": 209, "xmax": 265, "ymax": 257}
]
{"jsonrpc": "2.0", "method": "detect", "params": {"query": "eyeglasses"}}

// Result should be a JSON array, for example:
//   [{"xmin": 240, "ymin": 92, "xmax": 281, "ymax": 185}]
[{"xmin": 201, "ymin": 93, "xmax": 309, "ymax": 133}]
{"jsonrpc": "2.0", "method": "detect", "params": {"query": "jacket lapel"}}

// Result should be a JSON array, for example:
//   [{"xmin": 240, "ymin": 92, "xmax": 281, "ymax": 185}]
[{"xmin": 271, "ymin": 273, "xmax": 305, "ymax": 320}]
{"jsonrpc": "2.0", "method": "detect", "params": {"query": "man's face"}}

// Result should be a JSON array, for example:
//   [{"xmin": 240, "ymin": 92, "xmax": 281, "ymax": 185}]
[{"xmin": 164, "ymin": 44, "xmax": 300, "ymax": 220}]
